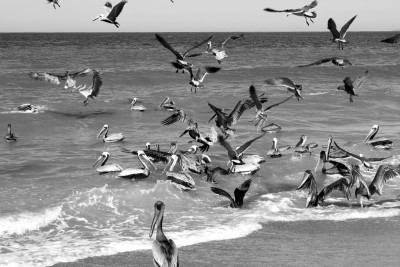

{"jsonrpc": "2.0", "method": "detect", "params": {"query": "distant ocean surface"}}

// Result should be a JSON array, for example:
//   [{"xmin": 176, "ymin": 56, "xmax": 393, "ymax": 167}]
[{"xmin": 0, "ymin": 32, "xmax": 399, "ymax": 267}]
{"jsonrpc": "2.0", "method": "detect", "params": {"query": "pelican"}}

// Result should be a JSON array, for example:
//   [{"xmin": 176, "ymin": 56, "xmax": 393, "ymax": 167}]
[
  {"xmin": 267, "ymin": 138, "xmax": 292, "ymax": 158},
  {"xmin": 92, "ymin": 152, "xmax": 123, "ymax": 174},
  {"xmin": 47, "ymin": 0, "xmax": 60, "ymax": 9},
  {"xmin": 249, "ymin": 85, "xmax": 294, "ymax": 129},
  {"xmin": 261, "ymin": 123, "xmax": 282, "ymax": 133},
  {"xmin": 364, "ymin": 125, "xmax": 393, "ymax": 149},
  {"xmin": 264, "ymin": 77, "xmax": 303, "ymax": 101},
  {"xmin": 298, "ymin": 57, "xmax": 352, "ymax": 68},
  {"xmin": 315, "ymin": 150, "xmax": 350, "ymax": 175},
  {"xmin": 149, "ymin": 201, "xmax": 179, "ymax": 267},
  {"xmin": 204, "ymin": 166, "xmax": 229, "ymax": 183},
  {"xmin": 29, "ymin": 68, "xmax": 98, "ymax": 89},
  {"xmin": 155, "ymin": 33, "xmax": 213, "ymax": 73},
  {"xmin": 179, "ymin": 123, "xmax": 217, "ymax": 152},
  {"xmin": 293, "ymin": 135, "xmax": 317, "ymax": 154},
  {"xmin": 348, "ymin": 164, "xmax": 371, "ymax": 207},
  {"xmin": 177, "ymin": 145, "xmax": 211, "ymax": 174},
  {"xmin": 75, "ymin": 70, "xmax": 103, "ymax": 106},
  {"xmin": 161, "ymin": 109, "xmax": 194, "ymax": 126},
  {"xmin": 97, "ymin": 124, "xmax": 125, "ymax": 142},
  {"xmin": 17, "ymin": 103, "xmax": 39, "ymax": 113},
  {"xmin": 159, "ymin": 97, "xmax": 176, "ymax": 111},
  {"xmin": 381, "ymin": 34, "xmax": 400, "ymax": 44},
  {"xmin": 163, "ymin": 155, "xmax": 196, "ymax": 190},
  {"xmin": 327, "ymin": 15, "xmax": 357, "ymax": 50},
  {"xmin": 296, "ymin": 170, "xmax": 351, "ymax": 208},
  {"xmin": 211, "ymin": 179, "xmax": 252, "ymax": 208},
  {"xmin": 337, "ymin": 70, "xmax": 368, "ymax": 102},
  {"xmin": 130, "ymin": 98, "xmax": 146, "ymax": 111},
  {"xmin": 120, "ymin": 143, "xmax": 171, "ymax": 164},
  {"xmin": 4, "ymin": 124, "xmax": 17, "ymax": 142},
  {"xmin": 264, "ymin": 0, "xmax": 318, "ymax": 26},
  {"xmin": 118, "ymin": 150, "xmax": 157, "ymax": 179},
  {"xmin": 181, "ymin": 65, "xmax": 220, "ymax": 93},
  {"xmin": 92, "ymin": 1, "xmax": 128, "ymax": 28},
  {"xmin": 204, "ymin": 34, "xmax": 244, "ymax": 64}
]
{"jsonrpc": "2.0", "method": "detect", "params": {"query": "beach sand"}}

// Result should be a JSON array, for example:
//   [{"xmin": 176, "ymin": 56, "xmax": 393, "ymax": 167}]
[{"xmin": 52, "ymin": 218, "xmax": 400, "ymax": 267}]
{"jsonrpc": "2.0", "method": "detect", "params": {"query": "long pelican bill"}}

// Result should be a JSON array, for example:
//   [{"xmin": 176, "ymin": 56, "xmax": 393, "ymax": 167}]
[
  {"xmin": 141, "ymin": 153, "xmax": 157, "ymax": 170},
  {"xmin": 92, "ymin": 15, "xmax": 101, "ymax": 22},
  {"xmin": 149, "ymin": 202, "xmax": 163, "ymax": 238},
  {"xmin": 92, "ymin": 155, "xmax": 105, "ymax": 168},
  {"xmin": 97, "ymin": 126, "xmax": 106, "ymax": 138}
]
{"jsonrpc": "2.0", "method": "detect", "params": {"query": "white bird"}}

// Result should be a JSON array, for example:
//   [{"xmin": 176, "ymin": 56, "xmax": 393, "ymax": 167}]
[
  {"xmin": 75, "ymin": 70, "xmax": 103, "ymax": 106},
  {"xmin": 97, "ymin": 124, "xmax": 125, "ymax": 142},
  {"xmin": 204, "ymin": 34, "xmax": 243, "ymax": 64},
  {"xmin": 327, "ymin": 15, "xmax": 357, "ymax": 50},
  {"xmin": 264, "ymin": 0, "xmax": 318, "ymax": 26},
  {"xmin": 92, "ymin": 152, "xmax": 123, "ymax": 174},
  {"xmin": 92, "ymin": 1, "xmax": 128, "ymax": 28},
  {"xmin": 364, "ymin": 125, "xmax": 393, "ymax": 149},
  {"xmin": 184, "ymin": 66, "xmax": 221, "ymax": 93},
  {"xmin": 163, "ymin": 154, "xmax": 196, "ymax": 190},
  {"xmin": 47, "ymin": 0, "xmax": 60, "ymax": 9},
  {"xmin": 117, "ymin": 150, "xmax": 157, "ymax": 179},
  {"xmin": 264, "ymin": 77, "xmax": 303, "ymax": 101},
  {"xmin": 149, "ymin": 201, "xmax": 179, "ymax": 267},
  {"xmin": 130, "ymin": 98, "xmax": 146, "ymax": 111}
]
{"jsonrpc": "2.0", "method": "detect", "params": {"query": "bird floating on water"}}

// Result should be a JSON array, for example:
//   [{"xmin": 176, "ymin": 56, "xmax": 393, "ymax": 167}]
[
  {"xmin": 150, "ymin": 201, "xmax": 179, "ymax": 267},
  {"xmin": 264, "ymin": 0, "xmax": 318, "ymax": 26},
  {"xmin": 265, "ymin": 77, "xmax": 303, "ymax": 101},
  {"xmin": 97, "ymin": 124, "xmax": 125, "ymax": 142},
  {"xmin": 17, "ymin": 104, "xmax": 40, "ymax": 113},
  {"xmin": 118, "ymin": 150, "xmax": 157, "ymax": 179},
  {"xmin": 381, "ymin": 33, "xmax": 400, "ymax": 44},
  {"xmin": 92, "ymin": 0, "xmax": 128, "ymax": 28},
  {"xmin": 364, "ymin": 125, "xmax": 393, "ymax": 149},
  {"xmin": 327, "ymin": 15, "xmax": 357, "ymax": 50},
  {"xmin": 298, "ymin": 57, "xmax": 352, "ymax": 68},
  {"xmin": 47, "ymin": 0, "xmax": 60, "ymax": 9},
  {"xmin": 159, "ymin": 97, "xmax": 176, "ymax": 111},
  {"xmin": 204, "ymin": 34, "xmax": 244, "ymax": 64},
  {"xmin": 267, "ymin": 138, "xmax": 292, "ymax": 158},
  {"xmin": 337, "ymin": 70, "xmax": 368, "ymax": 102},
  {"xmin": 4, "ymin": 124, "xmax": 17, "ymax": 142},
  {"xmin": 130, "ymin": 98, "xmax": 146, "ymax": 111},
  {"xmin": 211, "ymin": 179, "xmax": 252, "ymax": 208},
  {"xmin": 156, "ymin": 33, "xmax": 213, "ymax": 73},
  {"xmin": 92, "ymin": 152, "xmax": 123, "ymax": 174}
]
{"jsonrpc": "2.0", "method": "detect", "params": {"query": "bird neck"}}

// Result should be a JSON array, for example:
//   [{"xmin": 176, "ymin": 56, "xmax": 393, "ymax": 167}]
[
  {"xmin": 138, "ymin": 155, "xmax": 149, "ymax": 170},
  {"xmin": 155, "ymin": 216, "xmax": 169, "ymax": 243}
]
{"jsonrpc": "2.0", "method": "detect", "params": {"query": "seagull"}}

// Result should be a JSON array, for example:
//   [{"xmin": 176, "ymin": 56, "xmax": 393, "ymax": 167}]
[
  {"xmin": 181, "ymin": 65, "xmax": 221, "ymax": 93},
  {"xmin": 74, "ymin": 70, "xmax": 103, "ymax": 106},
  {"xmin": 296, "ymin": 170, "xmax": 351, "ymax": 208},
  {"xmin": 4, "ymin": 124, "xmax": 17, "ymax": 142},
  {"xmin": 264, "ymin": 0, "xmax": 318, "ymax": 26},
  {"xmin": 97, "ymin": 124, "xmax": 125, "ymax": 143},
  {"xmin": 364, "ymin": 125, "xmax": 393, "ymax": 149},
  {"xmin": 327, "ymin": 15, "xmax": 357, "ymax": 50},
  {"xmin": 381, "ymin": 33, "xmax": 400, "ymax": 44},
  {"xmin": 130, "ymin": 98, "xmax": 146, "ymax": 111},
  {"xmin": 47, "ymin": 0, "xmax": 60, "ymax": 9},
  {"xmin": 211, "ymin": 179, "xmax": 252, "ymax": 208},
  {"xmin": 92, "ymin": 152, "xmax": 123, "ymax": 174},
  {"xmin": 149, "ymin": 201, "xmax": 179, "ymax": 267},
  {"xmin": 155, "ymin": 33, "xmax": 213, "ymax": 73},
  {"xmin": 337, "ymin": 70, "xmax": 368, "ymax": 102},
  {"xmin": 249, "ymin": 85, "xmax": 294, "ymax": 129},
  {"xmin": 92, "ymin": 0, "xmax": 128, "ymax": 28},
  {"xmin": 264, "ymin": 77, "xmax": 303, "ymax": 101},
  {"xmin": 298, "ymin": 57, "xmax": 352, "ymax": 68},
  {"xmin": 204, "ymin": 34, "xmax": 244, "ymax": 64}
]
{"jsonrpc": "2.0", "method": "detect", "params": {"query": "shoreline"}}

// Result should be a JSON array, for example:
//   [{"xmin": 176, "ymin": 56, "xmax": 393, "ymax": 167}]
[{"xmin": 52, "ymin": 218, "xmax": 400, "ymax": 267}]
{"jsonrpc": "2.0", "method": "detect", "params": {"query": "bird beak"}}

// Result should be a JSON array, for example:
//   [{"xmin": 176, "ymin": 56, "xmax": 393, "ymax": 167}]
[
  {"xmin": 92, "ymin": 155, "xmax": 104, "ymax": 169},
  {"xmin": 97, "ymin": 127, "xmax": 106, "ymax": 138},
  {"xmin": 149, "ymin": 207, "xmax": 161, "ymax": 238},
  {"xmin": 142, "ymin": 154, "xmax": 157, "ymax": 170},
  {"xmin": 162, "ymin": 158, "xmax": 173, "ymax": 173},
  {"xmin": 92, "ymin": 15, "xmax": 101, "ymax": 22},
  {"xmin": 159, "ymin": 97, "xmax": 168, "ymax": 107},
  {"xmin": 364, "ymin": 128, "xmax": 375, "ymax": 142}
]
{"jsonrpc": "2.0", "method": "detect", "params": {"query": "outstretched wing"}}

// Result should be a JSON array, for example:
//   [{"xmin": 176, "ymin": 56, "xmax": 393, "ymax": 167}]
[
  {"xmin": 182, "ymin": 35, "xmax": 213, "ymax": 58},
  {"xmin": 249, "ymin": 85, "xmax": 263, "ymax": 111},
  {"xmin": 352, "ymin": 70, "xmax": 368, "ymax": 90},
  {"xmin": 28, "ymin": 72, "xmax": 65, "ymax": 85},
  {"xmin": 296, "ymin": 170, "xmax": 316, "ymax": 192},
  {"xmin": 264, "ymin": 95, "xmax": 293, "ymax": 111},
  {"xmin": 264, "ymin": 77, "xmax": 296, "ymax": 89},
  {"xmin": 233, "ymin": 179, "xmax": 252, "ymax": 205},
  {"xmin": 210, "ymin": 187, "xmax": 235, "ymax": 205},
  {"xmin": 220, "ymin": 34, "xmax": 244, "ymax": 48},
  {"xmin": 318, "ymin": 178, "xmax": 351, "ymax": 202},
  {"xmin": 89, "ymin": 72, "xmax": 102, "ymax": 97},
  {"xmin": 156, "ymin": 34, "xmax": 182, "ymax": 59},
  {"xmin": 236, "ymin": 133, "xmax": 265, "ymax": 156},
  {"xmin": 369, "ymin": 164, "xmax": 400, "ymax": 196},
  {"xmin": 107, "ymin": 0, "xmax": 127, "ymax": 20},
  {"xmin": 298, "ymin": 57, "xmax": 334, "ymax": 67},
  {"xmin": 302, "ymin": 0, "xmax": 318, "ymax": 11},
  {"xmin": 161, "ymin": 109, "xmax": 186, "ymax": 125},
  {"xmin": 327, "ymin": 18, "xmax": 340, "ymax": 39},
  {"xmin": 217, "ymin": 135, "xmax": 237, "ymax": 160},
  {"xmin": 263, "ymin": 7, "xmax": 288, "ymax": 13},
  {"xmin": 340, "ymin": 15, "xmax": 357, "ymax": 38},
  {"xmin": 228, "ymin": 100, "xmax": 253, "ymax": 125},
  {"xmin": 381, "ymin": 34, "xmax": 400, "ymax": 44}
]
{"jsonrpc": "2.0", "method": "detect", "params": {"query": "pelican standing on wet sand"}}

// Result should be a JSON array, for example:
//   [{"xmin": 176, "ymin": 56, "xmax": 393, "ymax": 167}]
[
  {"xmin": 118, "ymin": 150, "xmax": 157, "ymax": 179},
  {"xmin": 150, "ymin": 201, "xmax": 179, "ymax": 267},
  {"xmin": 337, "ymin": 70, "xmax": 368, "ymax": 102},
  {"xmin": 4, "ymin": 124, "xmax": 17, "ymax": 142},
  {"xmin": 92, "ymin": 0, "xmax": 128, "ymax": 28},
  {"xmin": 327, "ymin": 15, "xmax": 357, "ymax": 50},
  {"xmin": 204, "ymin": 34, "xmax": 244, "ymax": 64},
  {"xmin": 264, "ymin": 0, "xmax": 318, "ymax": 26},
  {"xmin": 92, "ymin": 152, "xmax": 123, "ymax": 174},
  {"xmin": 364, "ymin": 125, "xmax": 393, "ymax": 149},
  {"xmin": 97, "ymin": 124, "xmax": 125, "ymax": 142},
  {"xmin": 130, "ymin": 98, "xmax": 146, "ymax": 111}
]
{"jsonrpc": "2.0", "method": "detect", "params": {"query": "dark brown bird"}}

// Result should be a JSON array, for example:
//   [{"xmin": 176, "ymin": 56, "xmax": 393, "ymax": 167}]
[
  {"xmin": 211, "ymin": 179, "xmax": 252, "ymax": 208},
  {"xmin": 337, "ymin": 70, "xmax": 368, "ymax": 102}
]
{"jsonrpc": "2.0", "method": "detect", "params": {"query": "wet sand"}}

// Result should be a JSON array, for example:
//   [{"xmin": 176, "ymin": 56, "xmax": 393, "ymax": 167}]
[{"xmin": 52, "ymin": 217, "xmax": 400, "ymax": 267}]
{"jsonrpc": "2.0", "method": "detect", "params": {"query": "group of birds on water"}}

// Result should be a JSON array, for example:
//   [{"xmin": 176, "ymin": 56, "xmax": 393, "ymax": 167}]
[{"xmin": 4, "ymin": 1, "xmax": 400, "ymax": 266}]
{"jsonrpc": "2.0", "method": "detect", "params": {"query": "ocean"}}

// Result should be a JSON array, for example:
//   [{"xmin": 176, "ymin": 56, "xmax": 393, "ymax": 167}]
[{"xmin": 0, "ymin": 32, "xmax": 399, "ymax": 267}]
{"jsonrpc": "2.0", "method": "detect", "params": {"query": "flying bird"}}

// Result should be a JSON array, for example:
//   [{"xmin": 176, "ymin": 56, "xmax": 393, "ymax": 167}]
[
  {"xmin": 327, "ymin": 15, "xmax": 357, "ymax": 50},
  {"xmin": 92, "ymin": 0, "xmax": 128, "ymax": 28},
  {"xmin": 298, "ymin": 57, "xmax": 352, "ymax": 68},
  {"xmin": 211, "ymin": 179, "xmax": 252, "ymax": 208},
  {"xmin": 149, "ymin": 201, "xmax": 179, "ymax": 267},
  {"xmin": 265, "ymin": 77, "xmax": 303, "ymax": 101},
  {"xmin": 204, "ymin": 34, "xmax": 244, "ymax": 64},
  {"xmin": 264, "ymin": 0, "xmax": 318, "ymax": 26},
  {"xmin": 4, "ymin": 124, "xmax": 17, "ymax": 142},
  {"xmin": 156, "ymin": 34, "xmax": 213, "ymax": 73},
  {"xmin": 29, "ymin": 68, "xmax": 98, "ymax": 89},
  {"xmin": 337, "ymin": 70, "xmax": 368, "ymax": 102},
  {"xmin": 179, "ymin": 122, "xmax": 217, "ymax": 152},
  {"xmin": 47, "ymin": 0, "xmax": 60, "ymax": 9},
  {"xmin": 364, "ymin": 125, "xmax": 393, "ymax": 149},
  {"xmin": 381, "ymin": 33, "xmax": 400, "ymax": 44},
  {"xmin": 74, "ymin": 70, "xmax": 103, "ymax": 106},
  {"xmin": 181, "ymin": 65, "xmax": 221, "ymax": 93}
]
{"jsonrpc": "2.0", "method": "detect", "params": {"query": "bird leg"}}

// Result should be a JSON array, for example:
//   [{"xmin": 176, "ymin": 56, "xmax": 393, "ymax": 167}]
[{"xmin": 305, "ymin": 17, "xmax": 310, "ymax": 26}]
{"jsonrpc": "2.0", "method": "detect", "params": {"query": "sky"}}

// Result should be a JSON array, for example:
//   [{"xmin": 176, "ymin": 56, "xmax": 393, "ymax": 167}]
[{"xmin": 1, "ymin": 0, "xmax": 399, "ymax": 32}]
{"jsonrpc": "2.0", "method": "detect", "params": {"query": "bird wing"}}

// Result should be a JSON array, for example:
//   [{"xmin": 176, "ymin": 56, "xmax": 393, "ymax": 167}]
[
  {"xmin": 220, "ymin": 34, "xmax": 244, "ymax": 48},
  {"xmin": 263, "ymin": 95, "xmax": 293, "ymax": 111},
  {"xmin": 198, "ymin": 66, "xmax": 221, "ymax": 81},
  {"xmin": 352, "ymin": 70, "xmax": 368, "ymax": 90},
  {"xmin": 182, "ymin": 35, "xmax": 213, "ymax": 58},
  {"xmin": 318, "ymin": 178, "xmax": 351, "ymax": 202},
  {"xmin": 369, "ymin": 164, "xmax": 400, "ymax": 196},
  {"xmin": 327, "ymin": 18, "xmax": 340, "ymax": 39},
  {"xmin": 228, "ymin": 100, "xmax": 253, "ymax": 125},
  {"xmin": 156, "ymin": 34, "xmax": 182, "ymax": 59},
  {"xmin": 264, "ymin": 77, "xmax": 296, "ymax": 89},
  {"xmin": 298, "ymin": 57, "xmax": 334, "ymax": 67},
  {"xmin": 107, "ymin": 0, "xmax": 127, "ymax": 20},
  {"xmin": 69, "ymin": 68, "xmax": 97, "ymax": 78},
  {"xmin": 296, "ymin": 171, "xmax": 316, "ymax": 192},
  {"xmin": 302, "ymin": 0, "xmax": 318, "ymax": 11},
  {"xmin": 249, "ymin": 85, "xmax": 263, "ymax": 110},
  {"xmin": 236, "ymin": 133, "xmax": 265, "ymax": 156},
  {"xmin": 233, "ymin": 179, "xmax": 252, "ymax": 204},
  {"xmin": 89, "ymin": 72, "xmax": 102, "ymax": 97},
  {"xmin": 381, "ymin": 34, "xmax": 400, "ymax": 44},
  {"xmin": 217, "ymin": 135, "xmax": 237, "ymax": 160},
  {"xmin": 210, "ymin": 187, "xmax": 235, "ymax": 205},
  {"xmin": 340, "ymin": 15, "xmax": 357, "ymax": 38},
  {"xmin": 263, "ymin": 7, "xmax": 288, "ymax": 13},
  {"xmin": 119, "ymin": 146, "xmax": 139, "ymax": 155},
  {"xmin": 161, "ymin": 110, "xmax": 186, "ymax": 125},
  {"xmin": 28, "ymin": 72, "xmax": 64, "ymax": 85},
  {"xmin": 333, "ymin": 141, "xmax": 363, "ymax": 161},
  {"xmin": 350, "ymin": 165, "xmax": 371, "ymax": 196}
]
